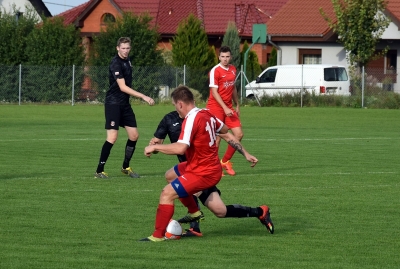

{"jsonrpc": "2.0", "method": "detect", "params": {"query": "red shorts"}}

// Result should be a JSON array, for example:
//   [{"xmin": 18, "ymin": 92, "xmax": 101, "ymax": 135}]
[
  {"xmin": 207, "ymin": 107, "xmax": 241, "ymax": 129},
  {"xmin": 172, "ymin": 162, "xmax": 222, "ymax": 198}
]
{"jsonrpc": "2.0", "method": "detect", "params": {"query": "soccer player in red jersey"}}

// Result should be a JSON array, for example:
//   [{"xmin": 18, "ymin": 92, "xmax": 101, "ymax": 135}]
[
  {"xmin": 206, "ymin": 46, "xmax": 243, "ymax": 176},
  {"xmin": 140, "ymin": 86, "xmax": 260, "ymax": 242}
]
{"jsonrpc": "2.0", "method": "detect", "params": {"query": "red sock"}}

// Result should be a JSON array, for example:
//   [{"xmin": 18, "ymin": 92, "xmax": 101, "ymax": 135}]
[
  {"xmin": 222, "ymin": 145, "xmax": 236, "ymax": 163},
  {"xmin": 179, "ymin": 196, "xmax": 199, "ymax": 213},
  {"xmin": 152, "ymin": 204, "xmax": 174, "ymax": 238}
]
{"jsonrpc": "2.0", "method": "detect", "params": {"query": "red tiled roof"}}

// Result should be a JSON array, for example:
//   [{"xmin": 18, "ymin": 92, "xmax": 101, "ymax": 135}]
[
  {"xmin": 115, "ymin": 0, "xmax": 160, "ymax": 19},
  {"xmin": 386, "ymin": 1, "xmax": 400, "ymax": 26},
  {"xmin": 57, "ymin": 1, "xmax": 91, "ymax": 25},
  {"xmin": 267, "ymin": 0, "xmax": 336, "ymax": 36},
  {"xmin": 156, "ymin": 0, "xmax": 198, "ymax": 35},
  {"xmin": 56, "ymin": 0, "xmax": 288, "ymax": 37}
]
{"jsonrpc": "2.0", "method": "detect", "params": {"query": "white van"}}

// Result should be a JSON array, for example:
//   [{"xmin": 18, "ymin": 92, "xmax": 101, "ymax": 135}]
[{"xmin": 245, "ymin": 64, "xmax": 351, "ymax": 98}]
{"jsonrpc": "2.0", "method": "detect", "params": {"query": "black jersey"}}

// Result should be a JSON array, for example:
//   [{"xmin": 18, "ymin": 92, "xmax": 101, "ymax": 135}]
[
  {"xmin": 154, "ymin": 111, "xmax": 186, "ymax": 162},
  {"xmin": 105, "ymin": 55, "xmax": 133, "ymax": 105}
]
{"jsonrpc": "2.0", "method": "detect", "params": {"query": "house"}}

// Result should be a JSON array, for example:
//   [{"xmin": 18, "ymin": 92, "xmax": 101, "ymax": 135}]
[
  {"xmin": 267, "ymin": 0, "xmax": 400, "ymax": 92},
  {"xmin": 56, "ymin": 0, "xmax": 400, "ymax": 92},
  {"xmin": 56, "ymin": 0, "xmax": 289, "ymax": 65},
  {"xmin": 0, "ymin": 0, "xmax": 51, "ymax": 18}
]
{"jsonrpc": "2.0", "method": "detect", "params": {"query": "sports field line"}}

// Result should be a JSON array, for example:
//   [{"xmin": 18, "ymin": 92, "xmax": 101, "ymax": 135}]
[
  {"xmin": 3, "ymin": 183, "xmax": 397, "ymax": 193},
  {"xmin": 0, "ymin": 137, "xmax": 397, "ymax": 142},
  {"xmin": 3, "ymin": 171, "xmax": 396, "ymax": 181}
]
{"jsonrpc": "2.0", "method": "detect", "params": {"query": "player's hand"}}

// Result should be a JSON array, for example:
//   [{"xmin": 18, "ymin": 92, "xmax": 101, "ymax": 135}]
[
  {"xmin": 144, "ymin": 145, "xmax": 156, "ymax": 157},
  {"xmin": 246, "ymin": 155, "xmax": 258, "ymax": 167},
  {"xmin": 144, "ymin": 96, "xmax": 155, "ymax": 106},
  {"xmin": 224, "ymin": 107, "xmax": 234, "ymax": 117},
  {"xmin": 149, "ymin": 137, "xmax": 161, "ymax": 145},
  {"xmin": 235, "ymin": 106, "xmax": 240, "ymax": 117}
]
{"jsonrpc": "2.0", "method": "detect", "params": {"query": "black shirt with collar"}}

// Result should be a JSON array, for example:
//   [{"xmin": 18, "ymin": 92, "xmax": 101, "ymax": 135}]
[
  {"xmin": 154, "ymin": 111, "xmax": 186, "ymax": 162},
  {"xmin": 106, "ymin": 54, "xmax": 133, "ymax": 105}
]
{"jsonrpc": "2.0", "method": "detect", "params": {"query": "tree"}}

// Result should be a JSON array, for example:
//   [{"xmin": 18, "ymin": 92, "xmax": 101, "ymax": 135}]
[
  {"xmin": 240, "ymin": 41, "xmax": 262, "ymax": 82},
  {"xmin": 88, "ymin": 11, "xmax": 164, "ymax": 101},
  {"xmin": 0, "ymin": 4, "xmax": 39, "ymax": 65},
  {"xmin": 25, "ymin": 17, "xmax": 85, "ymax": 66},
  {"xmin": 172, "ymin": 14, "xmax": 217, "ymax": 99},
  {"xmin": 221, "ymin": 21, "xmax": 241, "ymax": 69},
  {"xmin": 320, "ymin": 0, "xmax": 390, "ymax": 67},
  {"xmin": 268, "ymin": 47, "xmax": 277, "ymax": 67},
  {"xmin": 20, "ymin": 16, "xmax": 86, "ymax": 102}
]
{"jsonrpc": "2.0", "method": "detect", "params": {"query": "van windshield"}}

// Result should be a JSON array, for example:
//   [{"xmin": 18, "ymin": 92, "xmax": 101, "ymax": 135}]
[
  {"xmin": 324, "ymin": 67, "xmax": 348, "ymax": 81},
  {"xmin": 258, "ymin": 69, "xmax": 277, "ymax": 83}
]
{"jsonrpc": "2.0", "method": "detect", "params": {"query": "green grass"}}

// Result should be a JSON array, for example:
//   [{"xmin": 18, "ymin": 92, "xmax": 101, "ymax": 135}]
[{"xmin": 0, "ymin": 104, "xmax": 399, "ymax": 269}]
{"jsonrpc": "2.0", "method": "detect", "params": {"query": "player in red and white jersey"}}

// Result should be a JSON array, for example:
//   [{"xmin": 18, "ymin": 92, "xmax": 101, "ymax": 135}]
[
  {"xmin": 140, "ymin": 86, "xmax": 258, "ymax": 242},
  {"xmin": 206, "ymin": 46, "xmax": 243, "ymax": 176}
]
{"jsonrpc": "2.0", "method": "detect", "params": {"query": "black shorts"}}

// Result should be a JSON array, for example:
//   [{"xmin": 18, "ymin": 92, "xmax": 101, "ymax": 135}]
[
  {"xmin": 104, "ymin": 104, "xmax": 137, "ymax": 130},
  {"xmin": 198, "ymin": 186, "xmax": 221, "ymax": 205}
]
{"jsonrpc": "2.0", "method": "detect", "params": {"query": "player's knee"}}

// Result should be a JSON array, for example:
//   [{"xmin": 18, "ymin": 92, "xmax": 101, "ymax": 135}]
[{"xmin": 208, "ymin": 206, "xmax": 227, "ymax": 218}]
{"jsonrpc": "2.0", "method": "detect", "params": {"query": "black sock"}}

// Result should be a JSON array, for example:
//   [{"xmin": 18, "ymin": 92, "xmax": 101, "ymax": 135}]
[
  {"xmin": 96, "ymin": 141, "xmax": 114, "ymax": 173},
  {"xmin": 225, "ymin": 204, "xmax": 262, "ymax": 218},
  {"xmin": 122, "ymin": 139, "xmax": 137, "ymax": 169},
  {"xmin": 189, "ymin": 195, "xmax": 201, "ymax": 232}
]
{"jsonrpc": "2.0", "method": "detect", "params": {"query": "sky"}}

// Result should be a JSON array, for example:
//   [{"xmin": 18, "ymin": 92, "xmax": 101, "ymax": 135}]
[{"xmin": 43, "ymin": 0, "xmax": 89, "ymax": 16}]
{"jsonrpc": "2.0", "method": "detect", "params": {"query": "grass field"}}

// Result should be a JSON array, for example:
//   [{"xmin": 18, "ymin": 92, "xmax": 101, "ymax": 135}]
[{"xmin": 0, "ymin": 104, "xmax": 399, "ymax": 269}]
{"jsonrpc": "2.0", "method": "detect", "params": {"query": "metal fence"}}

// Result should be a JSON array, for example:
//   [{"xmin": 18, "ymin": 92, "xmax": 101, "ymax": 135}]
[
  {"xmin": 0, "ymin": 65, "xmax": 190, "ymax": 105},
  {"xmin": 0, "ymin": 64, "xmax": 398, "ymax": 107}
]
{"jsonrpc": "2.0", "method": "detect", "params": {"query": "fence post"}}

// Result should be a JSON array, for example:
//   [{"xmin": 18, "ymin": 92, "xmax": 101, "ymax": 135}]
[
  {"xmin": 301, "ymin": 64, "xmax": 304, "ymax": 108},
  {"xmin": 184, "ymin": 65, "xmax": 186, "ymax": 86},
  {"xmin": 361, "ymin": 66, "xmax": 365, "ymax": 108},
  {"xmin": 19, "ymin": 64, "xmax": 22, "ymax": 105},
  {"xmin": 72, "ymin": 65, "xmax": 75, "ymax": 106}
]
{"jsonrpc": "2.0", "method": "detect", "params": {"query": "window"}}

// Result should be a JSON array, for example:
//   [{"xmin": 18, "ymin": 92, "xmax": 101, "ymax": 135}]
[
  {"xmin": 257, "ymin": 69, "xmax": 277, "ymax": 83},
  {"xmin": 299, "ymin": 49, "xmax": 322, "ymax": 64},
  {"xmin": 101, "ymin": 13, "xmax": 116, "ymax": 25},
  {"xmin": 324, "ymin": 67, "xmax": 348, "ymax": 82}
]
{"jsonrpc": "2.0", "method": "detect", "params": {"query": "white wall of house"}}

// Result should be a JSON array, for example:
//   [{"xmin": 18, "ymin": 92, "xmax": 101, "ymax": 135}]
[
  {"xmin": 277, "ymin": 42, "xmax": 349, "ymax": 67},
  {"xmin": 381, "ymin": 21, "xmax": 400, "ymax": 40},
  {"xmin": 0, "ymin": 0, "xmax": 36, "ymax": 14}
]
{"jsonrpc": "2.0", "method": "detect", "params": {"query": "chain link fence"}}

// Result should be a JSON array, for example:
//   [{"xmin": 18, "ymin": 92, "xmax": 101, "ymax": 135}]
[
  {"xmin": 0, "ymin": 64, "xmax": 399, "ymax": 107},
  {"xmin": 0, "ymin": 65, "xmax": 190, "ymax": 105}
]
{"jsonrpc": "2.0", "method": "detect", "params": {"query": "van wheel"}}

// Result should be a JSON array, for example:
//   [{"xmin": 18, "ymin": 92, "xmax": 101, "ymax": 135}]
[{"xmin": 246, "ymin": 94, "xmax": 255, "ymax": 100}]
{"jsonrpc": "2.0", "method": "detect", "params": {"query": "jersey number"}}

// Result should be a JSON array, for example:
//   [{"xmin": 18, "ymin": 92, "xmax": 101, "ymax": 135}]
[{"xmin": 205, "ymin": 118, "xmax": 217, "ymax": 147}]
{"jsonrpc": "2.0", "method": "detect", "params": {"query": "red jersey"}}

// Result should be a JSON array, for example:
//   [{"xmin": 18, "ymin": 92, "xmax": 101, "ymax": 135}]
[
  {"xmin": 177, "ymin": 108, "xmax": 224, "ymax": 176},
  {"xmin": 207, "ymin": 63, "xmax": 237, "ymax": 110}
]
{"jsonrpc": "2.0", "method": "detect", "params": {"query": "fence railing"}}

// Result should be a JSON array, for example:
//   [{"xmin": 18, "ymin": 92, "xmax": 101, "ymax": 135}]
[
  {"xmin": 0, "ymin": 64, "xmax": 398, "ymax": 107},
  {"xmin": 0, "ymin": 65, "xmax": 189, "ymax": 105}
]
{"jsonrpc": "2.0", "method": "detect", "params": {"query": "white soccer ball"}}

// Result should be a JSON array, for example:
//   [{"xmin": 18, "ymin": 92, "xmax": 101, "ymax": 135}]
[{"xmin": 165, "ymin": 219, "xmax": 182, "ymax": 240}]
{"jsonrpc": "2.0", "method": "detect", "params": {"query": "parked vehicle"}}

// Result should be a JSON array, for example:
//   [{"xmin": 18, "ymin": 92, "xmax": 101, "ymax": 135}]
[{"xmin": 245, "ymin": 64, "xmax": 351, "ymax": 98}]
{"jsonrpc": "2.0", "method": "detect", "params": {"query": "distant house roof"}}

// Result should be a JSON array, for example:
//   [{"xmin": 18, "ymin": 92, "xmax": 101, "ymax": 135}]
[
  {"xmin": 268, "ymin": 0, "xmax": 400, "ymax": 42},
  {"xmin": 267, "ymin": 0, "xmax": 337, "ymax": 41},
  {"xmin": 385, "ymin": 1, "xmax": 400, "ymax": 28},
  {"xmin": 56, "ymin": 0, "xmax": 289, "ymax": 37}
]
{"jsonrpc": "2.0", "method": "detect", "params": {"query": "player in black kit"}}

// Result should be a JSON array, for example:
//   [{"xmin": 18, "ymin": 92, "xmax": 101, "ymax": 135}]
[{"xmin": 94, "ymin": 37, "xmax": 155, "ymax": 179}]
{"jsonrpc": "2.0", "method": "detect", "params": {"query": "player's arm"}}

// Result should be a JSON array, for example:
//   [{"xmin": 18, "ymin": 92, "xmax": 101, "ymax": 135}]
[
  {"xmin": 232, "ymin": 86, "xmax": 240, "ymax": 116},
  {"xmin": 218, "ymin": 125, "xmax": 258, "ymax": 167},
  {"xmin": 149, "ymin": 137, "xmax": 164, "ymax": 145},
  {"xmin": 210, "ymin": 87, "xmax": 234, "ymax": 116},
  {"xmin": 116, "ymin": 78, "xmax": 155, "ymax": 105},
  {"xmin": 144, "ymin": 142, "xmax": 188, "ymax": 157}
]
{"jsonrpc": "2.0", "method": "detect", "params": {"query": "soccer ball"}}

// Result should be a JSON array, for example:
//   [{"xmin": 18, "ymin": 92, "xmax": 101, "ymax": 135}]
[{"xmin": 165, "ymin": 219, "xmax": 182, "ymax": 240}]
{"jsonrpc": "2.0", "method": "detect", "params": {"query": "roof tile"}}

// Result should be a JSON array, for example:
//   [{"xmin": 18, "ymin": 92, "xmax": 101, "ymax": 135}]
[{"xmin": 268, "ymin": 0, "xmax": 336, "ymax": 36}]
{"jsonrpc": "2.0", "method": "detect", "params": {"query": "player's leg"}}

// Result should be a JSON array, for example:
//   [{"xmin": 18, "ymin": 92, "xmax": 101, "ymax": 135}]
[
  {"xmin": 121, "ymin": 106, "xmax": 140, "ymax": 178},
  {"xmin": 141, "ymin": 183, "xmax": 179, "ymax": 242},
  {"xmin": 95, "ymin": 105, "xmax": 120, "ymax": 178},
  {"xmin": 220, "ymin": 114, "xmax": 243, "ymax": 176},
  {"xmin": 200, "ymin": 187, "xmax": 274, "ymax": 234},
  {"xmin": 165, "ymin": 164, "xmax": 204, "ymax": 235}
]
